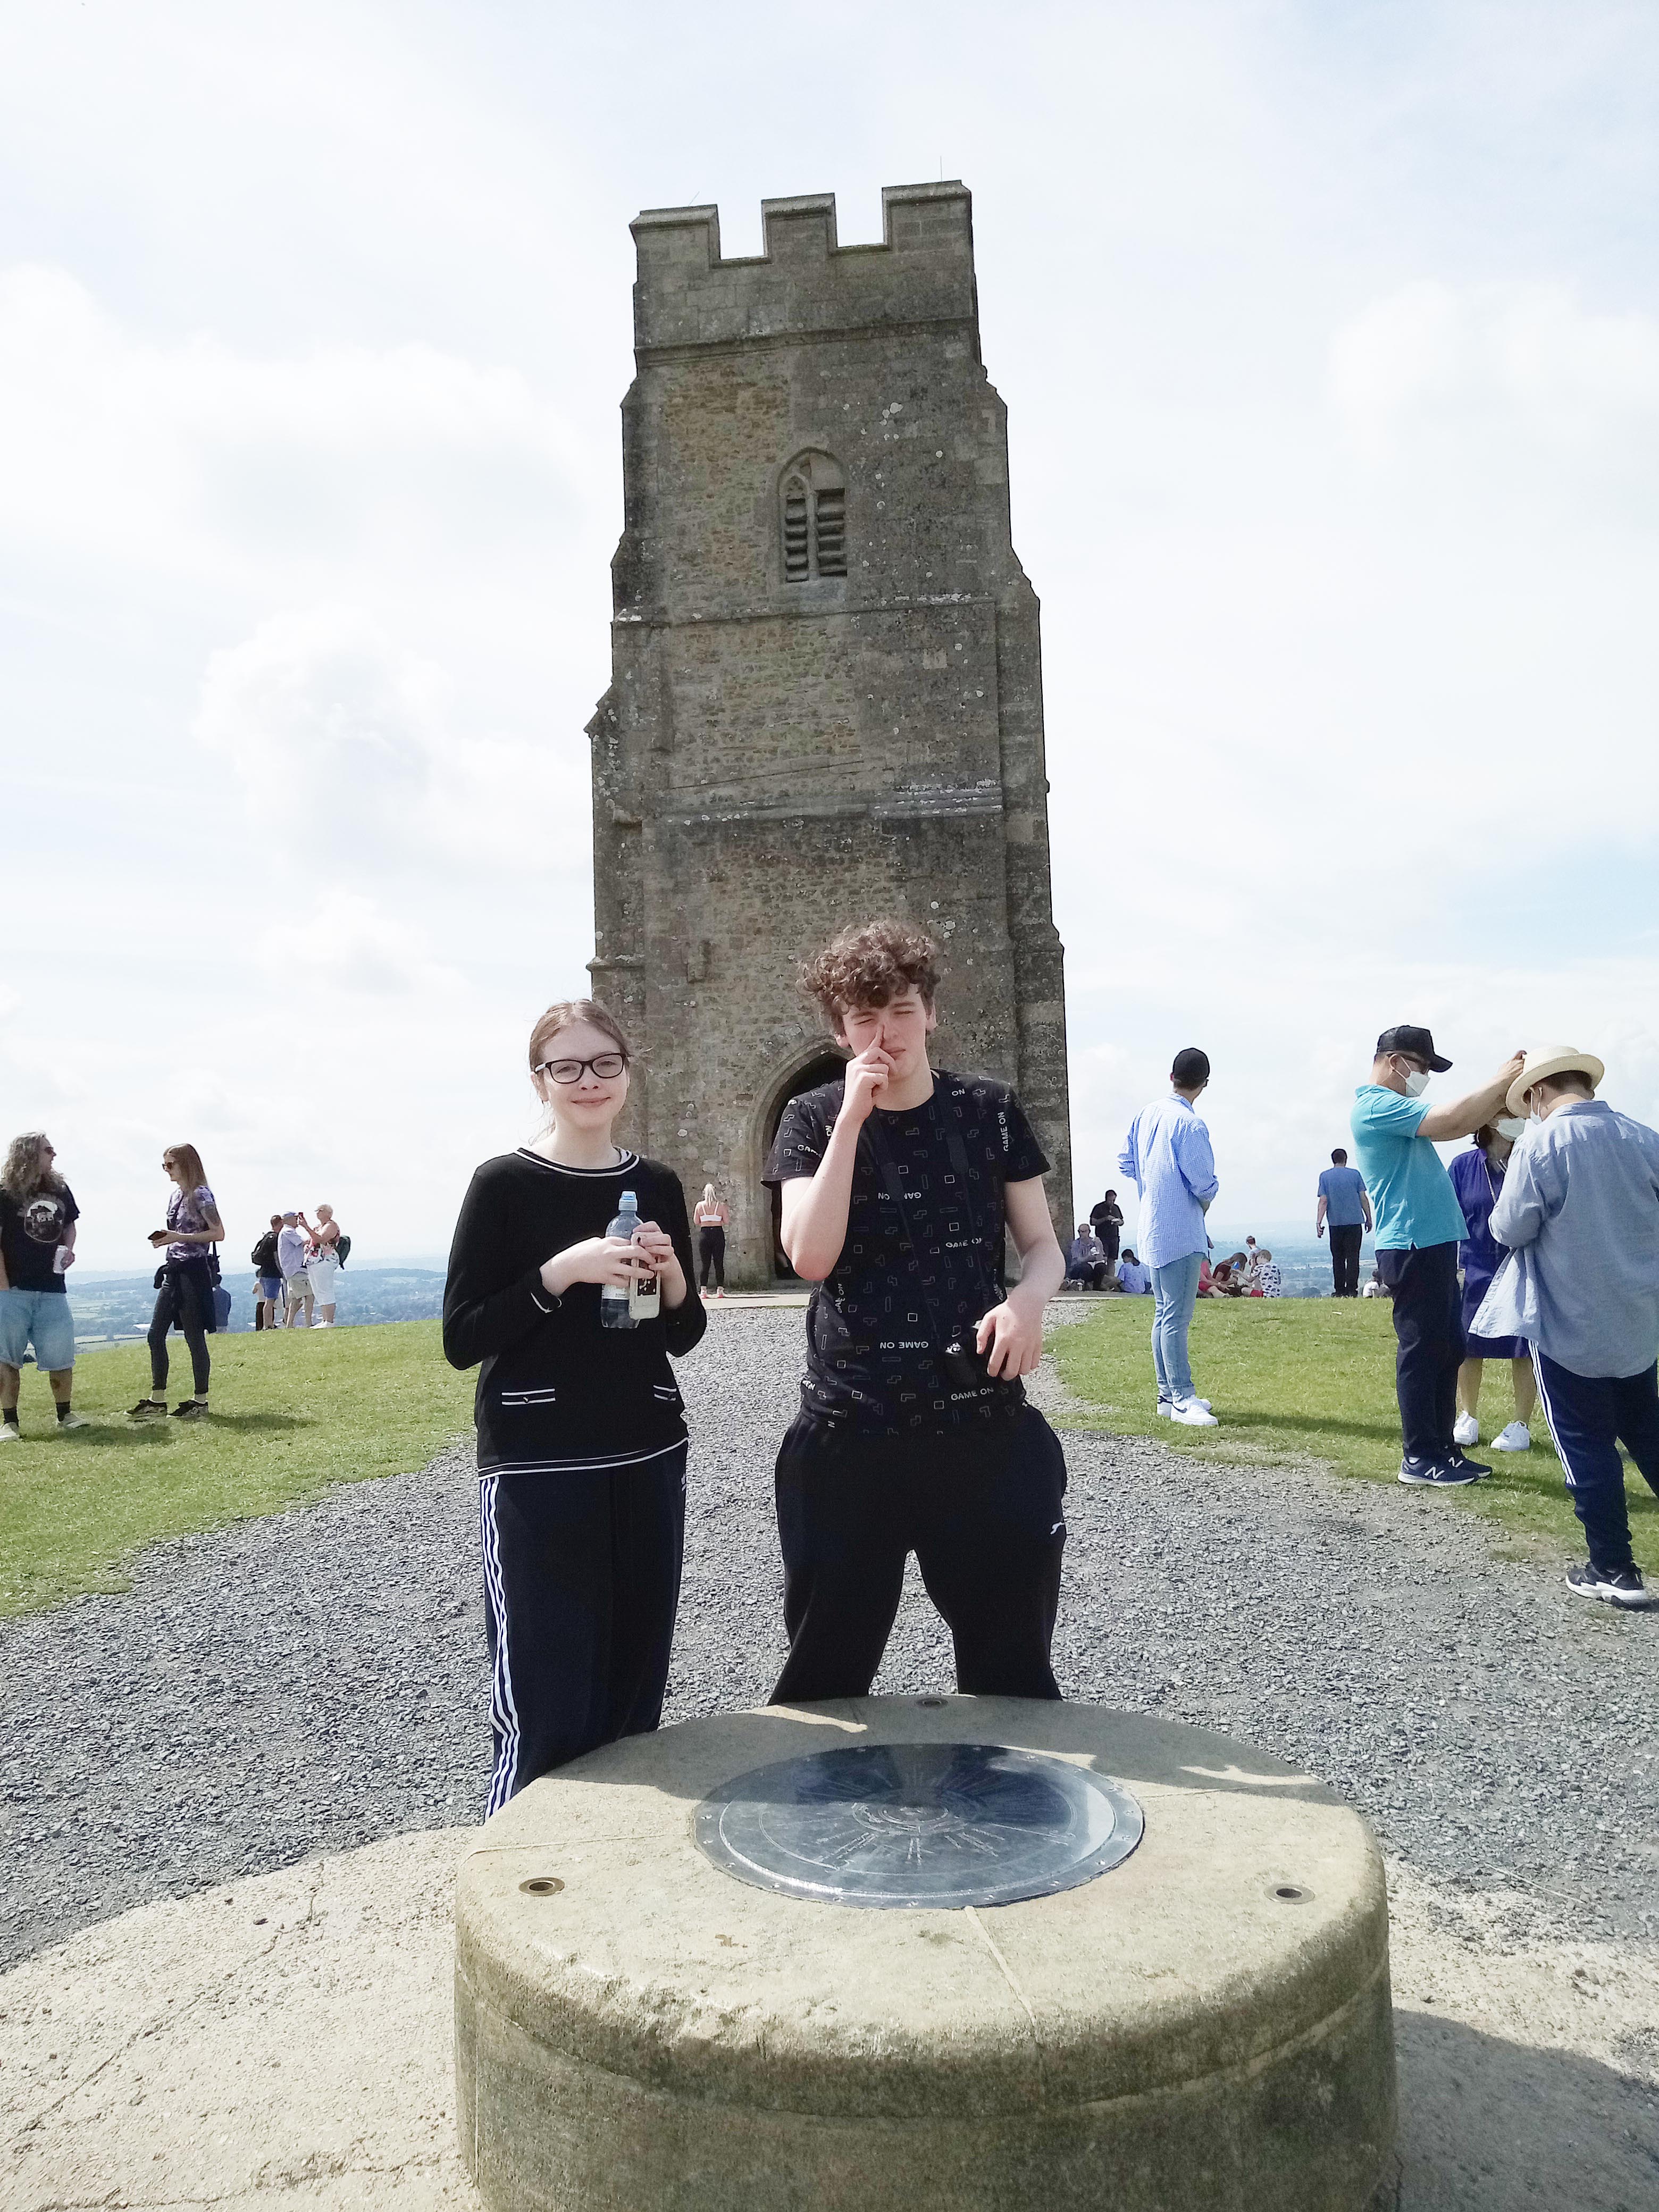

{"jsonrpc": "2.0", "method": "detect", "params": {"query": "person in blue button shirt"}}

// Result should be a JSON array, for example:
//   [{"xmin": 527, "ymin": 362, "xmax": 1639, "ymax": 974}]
[
  {"xmin": 1315, "ymin": 1148, "xmax": 1372, "ymax": 1296},
  {"xmin": 1350, "ymin": 1024, "xmax": 1524, "ymax": 1488}
]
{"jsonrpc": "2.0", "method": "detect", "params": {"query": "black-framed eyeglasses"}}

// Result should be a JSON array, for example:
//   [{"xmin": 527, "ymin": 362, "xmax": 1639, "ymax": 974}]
[{"xmin": 537, "ymin": 1054, "xmax": 628, "ymax": 1085}]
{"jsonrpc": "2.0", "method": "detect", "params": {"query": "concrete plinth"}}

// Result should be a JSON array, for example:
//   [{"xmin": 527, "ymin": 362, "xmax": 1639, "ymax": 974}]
[{"xmin": 454, "ymin": 1697, "xmax": 1396, "ymax": 2211}]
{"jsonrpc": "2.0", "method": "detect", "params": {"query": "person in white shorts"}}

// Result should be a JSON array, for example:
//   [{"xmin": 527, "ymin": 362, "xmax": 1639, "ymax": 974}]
[{"xmin": 300, "ymin": 1204, "xmax": 342, "ymax": 1327}]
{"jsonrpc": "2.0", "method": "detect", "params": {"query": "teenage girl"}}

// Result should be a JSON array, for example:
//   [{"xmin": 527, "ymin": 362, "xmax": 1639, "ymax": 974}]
[
  {"xmin": 693, "ymin": 1183, "xmax": 730, "ymax": 1297},
  {"xmin": 132, "ymin": 1144, "xmax": 224, "ymax": 1421},
  {"xmin": 443, "ymin": 998, "xmax": 706, "ymax": 1812}
]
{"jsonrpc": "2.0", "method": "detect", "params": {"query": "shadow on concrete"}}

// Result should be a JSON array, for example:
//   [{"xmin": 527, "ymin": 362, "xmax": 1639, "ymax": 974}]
[{"xmin": 1396, "ymin": 2008, "xmax": 1659, "ymax": 2210}]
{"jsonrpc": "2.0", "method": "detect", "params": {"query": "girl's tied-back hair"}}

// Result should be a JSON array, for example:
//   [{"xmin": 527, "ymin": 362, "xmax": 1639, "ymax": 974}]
[
  {"xmin": 527, "ymin": 999, "xmax": 634, "ymax": 1074},
  {"xmin": 163, "ymin": 1142, "xmax": 210, "ymax": 1192},
  {"xmin": 1, "ymin": 1133, "xmax": 61, "ymax": 1203}
]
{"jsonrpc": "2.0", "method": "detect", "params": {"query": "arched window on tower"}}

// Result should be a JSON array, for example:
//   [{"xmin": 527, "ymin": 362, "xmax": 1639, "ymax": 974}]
[{"xmin": 779, "ymin": 451, "xmax": 848, "ymax": 583}]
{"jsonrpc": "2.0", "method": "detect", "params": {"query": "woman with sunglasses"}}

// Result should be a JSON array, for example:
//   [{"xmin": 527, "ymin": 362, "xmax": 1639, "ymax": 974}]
[{"xmin": 443, "ymin": 998, "xmax": 706, "ymax": 1813}]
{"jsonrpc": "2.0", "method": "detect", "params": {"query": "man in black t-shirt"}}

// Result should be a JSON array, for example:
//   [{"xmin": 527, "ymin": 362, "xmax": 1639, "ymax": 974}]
[
  {"xmin": 762, "ymin": 919, "xmax": 1069, "ymax": 1703},
  {"xmin": 1, "ymin": 1132, "xmax": 85, "ymax": 1437}
]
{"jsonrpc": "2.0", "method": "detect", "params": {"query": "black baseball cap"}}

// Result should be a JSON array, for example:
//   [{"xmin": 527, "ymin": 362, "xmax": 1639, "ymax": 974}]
[{"xmin": 1375, "ymin": 1024, "xmax": 1452, "ymax": 1073}]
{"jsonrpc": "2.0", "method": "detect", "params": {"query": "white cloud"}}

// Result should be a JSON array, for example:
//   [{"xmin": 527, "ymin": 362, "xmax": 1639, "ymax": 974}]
[
  {"xmin": 1329, "ymin": 280, "xmax": 1659, "ymax": 510},
  {"xmin": 195, "ymin": 605, "xmax": 586, "ymax": 873},
  {"xmin": 0, "ymin": 264, "xmax": 581, "ymax": 590},
  {"xmin": 259, "ymin": 890, "xmax": 464, "ymax": 998}
]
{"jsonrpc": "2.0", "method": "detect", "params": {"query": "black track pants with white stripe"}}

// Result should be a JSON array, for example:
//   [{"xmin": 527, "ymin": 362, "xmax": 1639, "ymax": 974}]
[
  {"xmin": 1534, "ymin": 1354, "xmax": 1659, "ymax": 1574},
  {"xmin": 477, "ymin": 1445, "xmax": 688, "ymax": 1816}
]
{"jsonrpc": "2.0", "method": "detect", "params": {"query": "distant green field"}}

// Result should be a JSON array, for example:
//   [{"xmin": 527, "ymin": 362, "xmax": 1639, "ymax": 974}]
[
  {"xmin": 1051, "ymin": 1296, "xmax": 1657, "ymax": 1571},
  {"xmin": 0, "ymin": 1321, "xmax": 472, "ymax": 1618}
]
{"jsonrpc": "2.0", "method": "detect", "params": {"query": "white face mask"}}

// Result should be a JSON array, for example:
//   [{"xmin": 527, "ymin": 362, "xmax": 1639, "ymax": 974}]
[
  {"xmin": 1495, "ymin": 1117, "xmax": 1526, "ymax": 1141},
  {"xmin": 1402, "ymin": 1068, "xmax": 1431, "ymax": 1097}
]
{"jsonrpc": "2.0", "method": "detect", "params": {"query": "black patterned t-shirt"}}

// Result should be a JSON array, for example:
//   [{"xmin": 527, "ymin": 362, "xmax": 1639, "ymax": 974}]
[{"xmin": 763, "ymin": 1070, "xmax": 1050, "ymax": 1436}]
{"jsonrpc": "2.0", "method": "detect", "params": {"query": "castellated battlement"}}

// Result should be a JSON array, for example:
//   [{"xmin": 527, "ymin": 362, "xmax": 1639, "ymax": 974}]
[{"xmin": 630, "ymin": 181, "xmax": 977, "ymax": 355}]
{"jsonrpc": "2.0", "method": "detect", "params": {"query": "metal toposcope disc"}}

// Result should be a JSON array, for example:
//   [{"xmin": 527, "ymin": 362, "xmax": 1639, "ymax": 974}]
[{"xmin": 694, "ymin": 1740, "xmax": 1144, "ymax": 1908}]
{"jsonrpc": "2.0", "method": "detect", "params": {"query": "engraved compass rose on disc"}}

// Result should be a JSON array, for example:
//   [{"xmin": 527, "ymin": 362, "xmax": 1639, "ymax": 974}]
[{"xmin": 694, "ymin": 1742, "xmax": 1144, "ymax": 1908}]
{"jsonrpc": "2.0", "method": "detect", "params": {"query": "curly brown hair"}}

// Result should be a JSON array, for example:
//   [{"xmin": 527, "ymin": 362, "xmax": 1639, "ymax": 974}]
[{"xmin": 800, "ymin": 919, "xmax": 941, "ymax": 1025}]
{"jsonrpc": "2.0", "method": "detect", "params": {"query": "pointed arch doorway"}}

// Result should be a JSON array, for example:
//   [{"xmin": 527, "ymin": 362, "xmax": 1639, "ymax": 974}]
[{"xmin": 761, "ymin": 1051, "xmax": 848, "ymax": 1280}]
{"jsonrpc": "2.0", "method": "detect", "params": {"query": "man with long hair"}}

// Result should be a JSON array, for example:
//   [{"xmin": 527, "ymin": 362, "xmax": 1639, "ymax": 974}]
[{"xmin": 0, "ymin": 1133, "xmax": 87, "ymax": 1438}]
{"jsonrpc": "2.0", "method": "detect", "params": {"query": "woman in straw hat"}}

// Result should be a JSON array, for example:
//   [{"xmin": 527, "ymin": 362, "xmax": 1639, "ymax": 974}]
[{"xmin": 1479, "ymin": 1045, "xmax": 1659, "ymax": 1611}]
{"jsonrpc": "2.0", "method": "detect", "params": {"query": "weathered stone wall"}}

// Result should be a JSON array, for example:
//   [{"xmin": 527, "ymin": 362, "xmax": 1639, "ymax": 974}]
[{"xmin": 591, "ymin": 182, "xmax": 1071, "ymax": 1284}]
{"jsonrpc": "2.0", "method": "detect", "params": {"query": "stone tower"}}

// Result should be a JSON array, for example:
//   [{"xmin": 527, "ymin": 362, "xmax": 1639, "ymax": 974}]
[{"xmin": 588, "ymin": 182, "xmax": 1071, "ymax": 1286}]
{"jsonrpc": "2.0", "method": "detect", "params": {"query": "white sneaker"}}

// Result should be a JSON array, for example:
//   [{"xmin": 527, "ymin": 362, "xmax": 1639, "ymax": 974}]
[
  {"xmin": 1492, "ymin": 1421, "xmax": 1531, "ymax": 1452},
  {"xmin": 1158, "ymin": 1396, "xmax": 1210, "ymax": 1417},
  {"xmin": 1170, "ymin": 1397, "xmax": 1219, "ymax": 1427},
  {"xmin": 1453, "ymin": 1412, "xmax": 1480, "ymax": 1447},
  {"xmin": 56, "ymin": 1411, "xmax": 91, "ymax": 1430},
  {"xmin": 0, "ymin": 1425, "xmax": 18, "ymax": 1444}
]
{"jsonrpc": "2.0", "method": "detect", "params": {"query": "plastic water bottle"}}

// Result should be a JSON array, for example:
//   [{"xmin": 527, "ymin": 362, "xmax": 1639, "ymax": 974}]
[
  {"xmin": 601, "ymin": 1192, "xmax": 640, "ymax": 1330},
  {"xmin": 629, "ymin": 1208, "xmax": 660, "ymax": 1323}
]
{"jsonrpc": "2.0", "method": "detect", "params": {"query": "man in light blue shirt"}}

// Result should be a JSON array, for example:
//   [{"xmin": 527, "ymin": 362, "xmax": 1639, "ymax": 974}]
[
  {"xmin": 1478, "ymin": 1045, "xmax": 1659, "ymax": 1611},
  {"xmin": 1118, "ymin": 1048, "xmax": 1220, "ymax": 1426},
  {"xmin": 1117, "ymin": 1251, "xmax": 1151, "ymax": 1295},
  {"xmin": 1351, "ymin": 1024, "xmax": 1523, "ymax": 1487}
]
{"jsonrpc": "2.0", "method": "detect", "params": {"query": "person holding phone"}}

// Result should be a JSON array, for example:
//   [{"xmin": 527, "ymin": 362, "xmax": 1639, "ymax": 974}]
[
  {"xmin": 131, "ymin": 1144, "xmax": 224, "ymax": 1421},
  {"xmin": 443, "ymin": 997, "xmax": 705, "ymax": 1811},
  {"xmin": 763, "ymin": 919, "xmax": 1068, "ymax": 1706}
]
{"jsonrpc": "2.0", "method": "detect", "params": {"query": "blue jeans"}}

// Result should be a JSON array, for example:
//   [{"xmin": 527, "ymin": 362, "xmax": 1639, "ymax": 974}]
[{"xmin": 1150, "ymin": 1252, "xmax": 1203, "ymax": 1402}]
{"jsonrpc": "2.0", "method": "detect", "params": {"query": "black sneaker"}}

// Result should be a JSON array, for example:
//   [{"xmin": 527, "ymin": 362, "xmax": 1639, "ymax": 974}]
[
  {"xmin": 1566, "ymin": 1561, "xmax": 1657, "ymax": 1611},
  {"xmin": 128, "ymin": 1399, "xmax": 166, "ymax": 1420},
  {"xmin": 1398, "ymin": 1455, "xmax": 1482, "ymax": 1487},
  {"xmin": 170, "ymin": 1401, "xmax": 208, "ymax": 1421}
]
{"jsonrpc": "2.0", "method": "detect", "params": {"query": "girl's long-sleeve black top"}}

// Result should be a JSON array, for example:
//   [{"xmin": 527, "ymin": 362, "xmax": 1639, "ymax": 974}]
[{"xmin": 443, "ymin": 1148, "xmax": 706, "ymax": 1474}]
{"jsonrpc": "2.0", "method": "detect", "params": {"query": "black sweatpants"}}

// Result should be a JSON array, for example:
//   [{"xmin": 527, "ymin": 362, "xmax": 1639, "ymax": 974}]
[
  {"xmin": 477, "ymin": 1444, "xmax": 687, "ymax": 1815},
  {"xmin": 770, "ymin": 1407, "xmax": 1067, "ymax": 1706},
  {"xmin": 1329, "ymin": 1222, "xmax": 1363, "ymax": 1297},
  {"xmin": 1534, "ymin": 1354, "xmax": 1659, "ymax": 1573},
  {"xmin": 1377, "ymin": 1241, "xmax": 1463, "ymax": 1463},
  {"xmin": 697, "ymin": 1227, "xmax": 726, "ymax": 1289}
]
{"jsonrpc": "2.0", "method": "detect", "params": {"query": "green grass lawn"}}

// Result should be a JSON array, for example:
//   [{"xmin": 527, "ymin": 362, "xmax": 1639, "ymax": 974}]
[
  {"xmin": 0, "ymin": 1321, "xmax": 472, "ymax": 1618},
  {"xmin": 1050, "ymin": 1296, "xmax": 1658, "ymax": 1572}
]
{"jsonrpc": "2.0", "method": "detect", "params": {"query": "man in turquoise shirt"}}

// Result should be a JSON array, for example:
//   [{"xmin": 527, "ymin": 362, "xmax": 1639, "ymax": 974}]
[{"xmin": 1351, "ymin": 1024, "xmax": 1523, "ymax": 1488}]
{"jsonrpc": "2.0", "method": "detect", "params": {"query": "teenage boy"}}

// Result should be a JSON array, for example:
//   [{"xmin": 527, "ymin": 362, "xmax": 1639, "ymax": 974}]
[
  {"xmin": 1476, "ymin": 1045, "xmax": 1659, "ymax": 1608},
  {"xmin": 1118, "ymin": 1049, "xmax": 1220, "ymax": 1426},
  {"xmin": 763, "ymin": 919, "xmax": 1069, "ymax": 1704},
  {"xmin": 1351, "ymin": 1025, "xmax": 1524, "ymax": 1487}
]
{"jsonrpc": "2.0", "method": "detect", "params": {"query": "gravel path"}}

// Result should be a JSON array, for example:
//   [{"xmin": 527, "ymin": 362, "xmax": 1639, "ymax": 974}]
[{"xmin": 4, "ymin": 1306, "xmax": 1656, "ymax": 1971}]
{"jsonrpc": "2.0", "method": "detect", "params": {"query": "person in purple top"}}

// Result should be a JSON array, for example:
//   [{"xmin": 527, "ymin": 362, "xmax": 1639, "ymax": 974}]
[
  {"xmin": 130, "ymin": 1143, "xmax": 224, "ymax": 1422},
  {"xmin": 1449, "ymin": 1122, "xmax": 1537, "ymax": 1454}
]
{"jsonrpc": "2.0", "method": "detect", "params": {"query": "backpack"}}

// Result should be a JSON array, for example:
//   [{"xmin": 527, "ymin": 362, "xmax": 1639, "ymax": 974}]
[{"xmin": 336, "ymin": 1233, "xmax": 351, "ymax": 1269}]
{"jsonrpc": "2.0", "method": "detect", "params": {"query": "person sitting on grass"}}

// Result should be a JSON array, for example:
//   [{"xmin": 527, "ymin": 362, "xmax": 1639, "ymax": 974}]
[
  {"xmin": 1117, "ymin": 1249, "xmax": 1152, "ymax": 1294},
  {"xmin": 131, "ymin": 1144, "xmax": 223, "ymax": 1422},
  {"xmin": 0, "ymin": 1132, "xmax": 87, "ymax": 1440},
  {"xmin": 1477, "ymin": 1044, "xmax": 1659, "ymax": 1612},
  {"xmin": 1065, "ymin": 1224, "xmax": 1109, "ymax": 1291},
  {"xmin": 1255, "ymin": 1250, "xmax": 1281, "ymax": 1297}
]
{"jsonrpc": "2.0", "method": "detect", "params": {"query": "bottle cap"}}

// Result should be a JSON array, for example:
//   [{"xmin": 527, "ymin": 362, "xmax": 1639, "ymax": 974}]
[{"xmin": 621, "ymin": 1191, "xmax": 637, "ymax": 1208}]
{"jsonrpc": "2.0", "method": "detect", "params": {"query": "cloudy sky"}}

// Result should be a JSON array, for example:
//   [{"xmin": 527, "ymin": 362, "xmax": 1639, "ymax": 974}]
[{"xmin": 4, "ymin": 0, "xmax": 1656, "ymax": 1269}]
